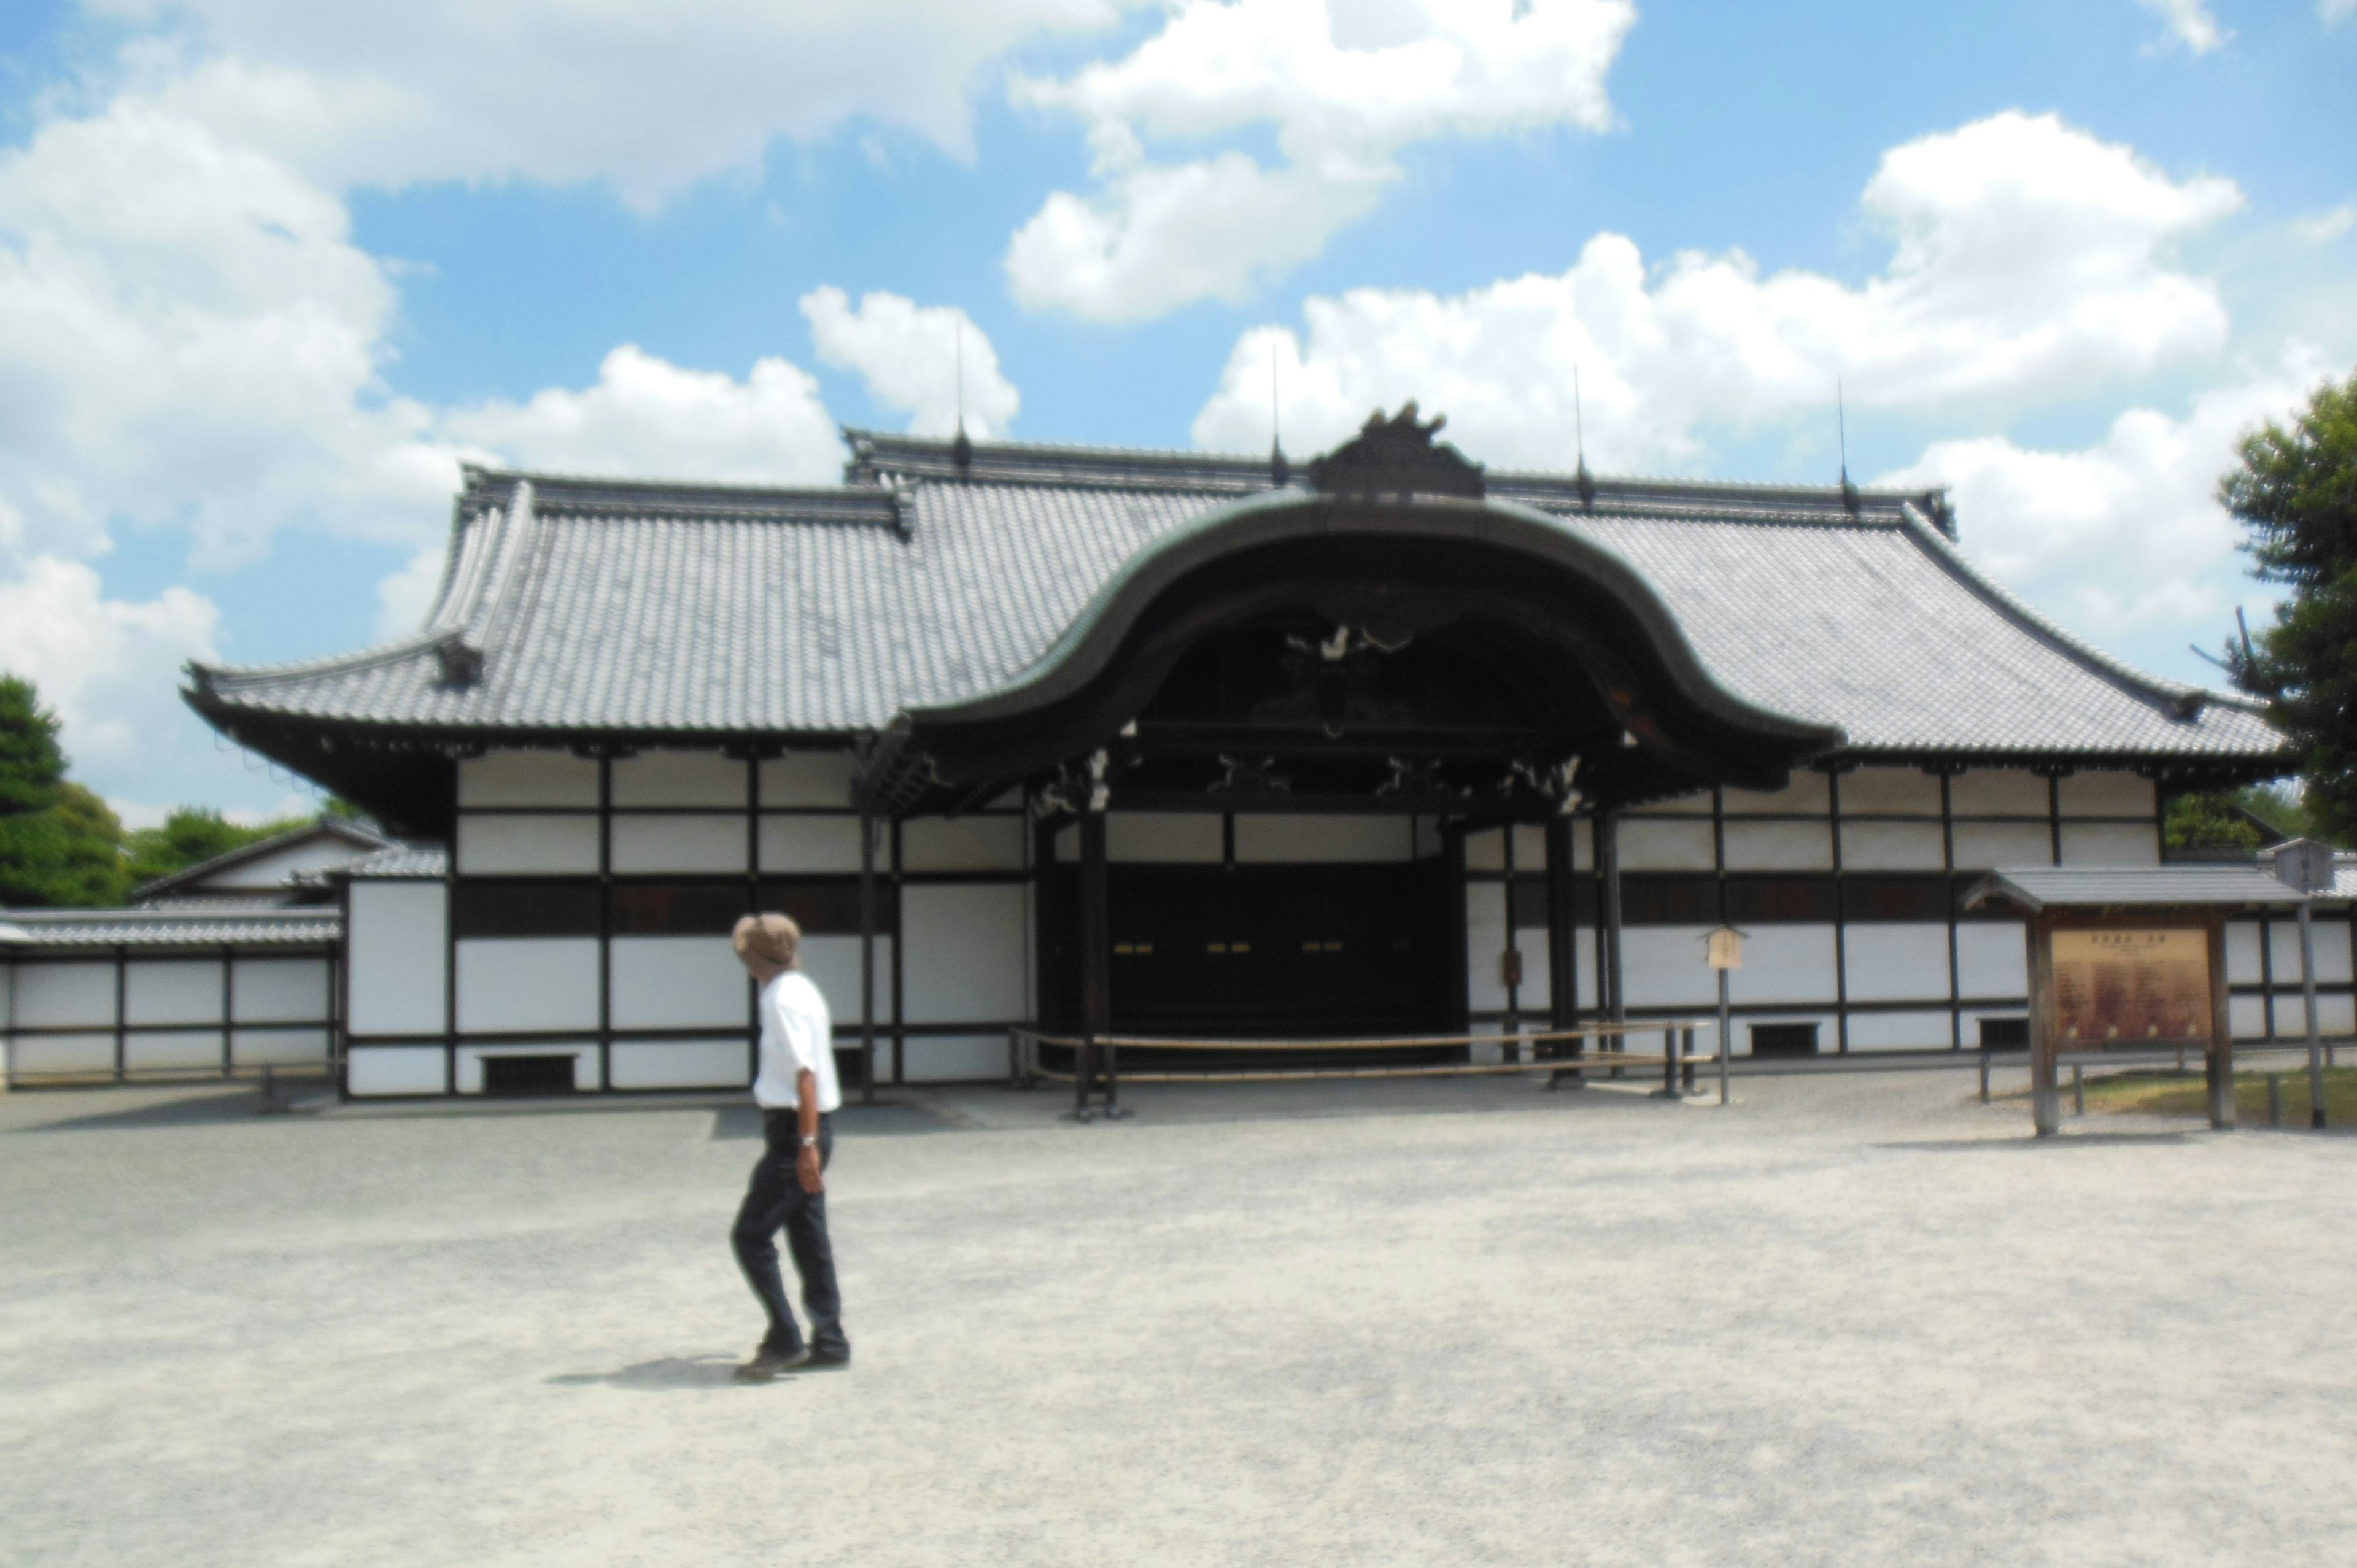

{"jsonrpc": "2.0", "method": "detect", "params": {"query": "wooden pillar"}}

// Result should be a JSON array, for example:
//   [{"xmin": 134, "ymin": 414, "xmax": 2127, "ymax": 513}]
[
  {"xmin": 1598, "ymin": 808, "xmax": 1625, "ymax": 1025},
  {"xmin": 2206, "ymin": 910, "xmax": 2235, "ymax": 1130},
  {"xmin": 2027, "ymin": 910, "xmax": 2061, "ymax": 1136},
  {"xmin": 859, "ymin": 808, "xmax": 878, "ymax": 1106},
  {"xmin": 1545, "ymin": 814, "xmax": 1581, "ymax": 1066},
  {"xmin": 1077, "ymin": 809, "xmax": 1111, "ymax": 1117}
]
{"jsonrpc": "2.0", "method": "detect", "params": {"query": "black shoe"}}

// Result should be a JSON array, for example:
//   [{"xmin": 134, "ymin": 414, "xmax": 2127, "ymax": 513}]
[
  {"xmin": 733, "ymin": 1346, "xmax": 811, "ymax": 1383},
  {"xmin": 802, "ymin": 1348, "xmax": 851, "ymax": 1371}
]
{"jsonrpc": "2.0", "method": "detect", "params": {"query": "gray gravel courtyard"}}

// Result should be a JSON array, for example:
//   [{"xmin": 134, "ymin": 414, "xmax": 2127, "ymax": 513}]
[{"xmin": 4, "ymin": 1067, "xmax": 2355, "ymax": 1566}]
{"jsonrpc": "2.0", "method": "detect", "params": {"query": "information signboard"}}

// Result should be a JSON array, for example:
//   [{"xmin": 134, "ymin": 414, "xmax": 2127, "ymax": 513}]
[{"xmin": 2049, "ymin": 927, "xmax": 2212, "ymax": 1045}]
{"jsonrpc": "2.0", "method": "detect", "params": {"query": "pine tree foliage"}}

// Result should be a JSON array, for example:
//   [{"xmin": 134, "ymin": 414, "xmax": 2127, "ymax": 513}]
[
  {"xmin": 0, "ymin": 675, "xmax": 66, "ymax": 817},
  {"xmin": 2223, "ymin": 370, "xmax": 2357, "ymax": 843},
  {"xmin": 0, "ymin": 675, "xmax": 128, "ymax": 905}
]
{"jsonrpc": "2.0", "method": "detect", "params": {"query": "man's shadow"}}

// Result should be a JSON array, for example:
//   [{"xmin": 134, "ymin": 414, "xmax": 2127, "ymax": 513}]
[{"xmin": 548, "ymin": 1355, "xmax": 749, "ymax": 1391}]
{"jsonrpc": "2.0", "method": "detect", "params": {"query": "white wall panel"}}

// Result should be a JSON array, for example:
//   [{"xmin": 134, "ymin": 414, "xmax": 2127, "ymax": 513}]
[
  {"xmin": 1620, "ymin": 925, "xmax": 1716, "ymax": 1008},
  {"xmin": 1465, "ymin": 886, "xmax": 1509, "ymax": 1013},
  {"xmin": 1724, "ymin": 773, "xmax": 1829, "ymax": 815},
  {"xmin": 1949, "ymin": 770, "xmax": 2049, "ymax": 816},
  {"xmin": 2058, "ymin": 772, "xmax": 2155, "ymax": 818},
  {"xmin": 1234, "ymin": 814, "xmax": 1412, "ymax": 863},
  {"xmin": 1727, "ymin": 926, "xmax": 1839, "ymax": 1005},
  {"xmin": 611, "ymin": 749, "xmax": 745, "ymax": 807},
  {"xmin": 1570, "ymin": 818, "xmax": 1594, "ymax": 871},
  {"xmin": 609, "ymin": 936, "xmax": 748, "ymax": 1030},
  {"xmin": 1956, "ymin": 923, "xmax": 2029, "ymax": 998},
  {"xmin": 795, "ymin": 935, "xmax": 893, "ymax": 1029},
  {"xmin": 761, "ymin": 751, "xmax": 854, "ymax": 807},
  {"xmin": 1106, "ymin": 813, "xmax": 1221, "ymax": 863},
  {"xmin": 9, "ymin": 1032, "xmax": 112, "ymax": 1075},
  {"xmin": 457, "ymin": 1043, "xmax": 598, "ymax": 1094},
  {"xmin": 459, "ymin": 749, "xmax": 598, "ymax": 808},
  {"xmin": 1845, "ymin": 1010, "xmax": 1953, "ymax": 1051},
  {"xmin": 124, "ymin": 960, "xmax": 222, "ymax": 1025},
  {"xmin": 458, "ymin": 814, "xmax": 600, "ymax": 875},
  {"xmin": 902, "ymin": 816, "xmax": 1027, "ymax": 871},
  {"xmin": 901, "ymin": 884, "xmax": 1028, "ymax": 1024},
  {"xmin": 1636, "ymin": 790, "xmax": 1714, "ymax": 815},
  {"xmin": 1722, "ymin": 820, "xmax": 1832, "ymax": 871},
  {"xmin": 232, "ymin": 1028, "xmax": 330, "ymax": 1067},
  {"xmin": 15, "ymin": 963, "xmax": 115, "ymax": 1028},
  {"xmin": 1950, "ymin": 821, "xmax": 2053, "ymax": 870},
  {"xmin": 232, "ymin": 958, "xmax": 330, "ymax": 1023},
  {"xmin": 347, "ymin": 882, "xmax": 446, "ymax": 1037},
  {"xmin": 2275, "ymin": 992, "xmax": 2357, "ymax": 1038},
  {"xmin": 2229, "ymin": 995, "xmax": 2268, "ymax": 1040},
  {"xmin": 2059, "ymin": 822, "xmax": 2158, "ymax": 867},
  {"xmin": 1512, "ymin": 825, "xmax": 1549, "ymax": 871},
  {"xmin": 758, "ymin": 814, "xmax": 864, "ymax": 873},
  {"xmin": 2224, "ymin": 922, "xmax": 2264, "ymax": 984},
  {"xmin": 1463, "ymin": 827, "xmax": 1504, "ymax": 872},
  {"xmin": 610, "ymin": 1038, "xmax": 749, "ymax": 1090},
  {"xmin": 1840, "ymin": 767, "xmax": 1942, "ymax": 816},
  {"xmin": 346, "ymin": 1045, "xmax": 447, "ymax": 1095},
  {"xmin": 1514, "ymin": 927, "xmax": 1552, "ymax": 1011},
  {"xmin": 1619, "ymin": 817, "xmax": 1717, "ymax": 871},
  {"xmin": 900, "ymin": 1034, "xmax": 1010, "ymax": 1083},
  {"xmin": 455, "ymin": 938, "xmax": 599, "ymax": 1033},
  {"xmin": 2269, "ymin": 918, "xmax": 2355, "ymax": 984},
  {"xmin": 610, "ymin": 814, "xmax": 747, "ymax": 874},
  {"xmin": 125, "ymin": 1030, "xmax": 223, "ymax": 1071},
  {"xmin": 1840, "ymin": 821, "xmax": 1948, "ymax": 871},
  {"xmin": 1842, "ymin": 924, "xmax": 1952, "ymax": 1002}
]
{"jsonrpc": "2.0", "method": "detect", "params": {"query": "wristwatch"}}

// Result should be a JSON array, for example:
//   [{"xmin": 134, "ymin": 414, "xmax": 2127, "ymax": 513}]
[{"xmin": 799, "ymin": 1135, "xmax": 819, "ymax": 1148}]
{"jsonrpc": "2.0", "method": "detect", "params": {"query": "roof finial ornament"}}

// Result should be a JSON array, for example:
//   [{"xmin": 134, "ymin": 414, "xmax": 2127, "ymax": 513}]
[
  {"xmin": 1837, "ymin": 376, "xmax": 1858, "ymax": 515},
  {"xmin": 1269, "ymin": 338, "xmax": 1289, "ymax": 486},
  {"xmin": 951, "ymin": 320, "xmax": 972, "ymax": 474},
  {"xmin": 1573, "ymin": 363, "xmax": 1595, "ymax": 510}
]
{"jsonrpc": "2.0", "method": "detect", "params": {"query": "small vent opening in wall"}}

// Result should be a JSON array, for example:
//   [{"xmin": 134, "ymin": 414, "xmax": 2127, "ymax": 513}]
[
  {"xmin": 1749, "ymin": 1022, "xmax": 1820, "ymax": 1057},
  {"xmin": 482, "ymin": 1054, "xmax": 578, "ymax": 1095},
  {"xmin": 1978, "ymin": 1016, "xmax": 2029, "ymax": 1050}
]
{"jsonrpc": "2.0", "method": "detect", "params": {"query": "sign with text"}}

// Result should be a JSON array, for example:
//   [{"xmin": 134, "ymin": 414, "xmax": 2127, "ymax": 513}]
[
  {"xmin": 1706, "ymin": 927, "xmax": 1744, "ymax": 970},
  {"xmin": 2049, "ymin": 927, "xmax": 2212, "ymax": 1044}
]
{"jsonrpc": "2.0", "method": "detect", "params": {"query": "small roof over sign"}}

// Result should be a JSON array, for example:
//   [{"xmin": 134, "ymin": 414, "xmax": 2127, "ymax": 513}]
[{"xmin": 1964, "ymin": 864, "xmax": 2355, "ymax": 914}]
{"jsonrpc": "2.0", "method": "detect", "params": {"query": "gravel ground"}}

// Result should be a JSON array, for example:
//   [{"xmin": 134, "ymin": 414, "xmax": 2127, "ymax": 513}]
[{"xmin": 3, "ymin": 1067, "xmax": 2354, "ymax": 1567}]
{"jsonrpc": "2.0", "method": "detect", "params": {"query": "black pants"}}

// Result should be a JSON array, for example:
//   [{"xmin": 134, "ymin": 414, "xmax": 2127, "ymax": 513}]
[{"xmin": 730, "ymin": 1111, "xmax": 848, "ymax": 1359}]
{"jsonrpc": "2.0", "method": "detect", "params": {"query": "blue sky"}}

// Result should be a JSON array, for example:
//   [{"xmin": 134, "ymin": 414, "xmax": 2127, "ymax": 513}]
[{"xmin": 0, "ymin": 0, "xmax": 2351, "ymax": 824}]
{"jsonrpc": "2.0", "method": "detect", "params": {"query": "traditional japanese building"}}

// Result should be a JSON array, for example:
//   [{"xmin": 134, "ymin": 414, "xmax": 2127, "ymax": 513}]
[{"xmin": 99, "ymin": 407, "xmax": 2336, "ymax": 1099}]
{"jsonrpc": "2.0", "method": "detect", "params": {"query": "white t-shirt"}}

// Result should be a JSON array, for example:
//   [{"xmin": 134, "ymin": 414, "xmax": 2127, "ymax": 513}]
[{"xmin": 753, "ymin": 970, "xmax": 842, "ymax": 1113}]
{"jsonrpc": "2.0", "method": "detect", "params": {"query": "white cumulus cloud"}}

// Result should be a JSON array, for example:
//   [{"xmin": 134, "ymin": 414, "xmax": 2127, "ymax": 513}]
[
  {"xmin": 801, "ymin": 287, "xmax": 1020, "ymax": 439},
  {"xmin": 1007, "ymin": 0, "xmax": 1635, "ymax": 322},
  {"xmin": 2328, "ymin": 0, "xmax": 2357, "ymax": 24},
  {"xmin": 1193, "ymin": 112, "xmax": 2242, "ymax": 466},
  {"xmin": 2138, "ymin": 0, "xmax": 2231, "ymax": 53}
]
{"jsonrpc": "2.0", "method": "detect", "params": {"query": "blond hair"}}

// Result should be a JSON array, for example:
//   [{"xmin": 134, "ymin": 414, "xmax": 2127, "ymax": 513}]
[{"xmin": 732, "ymin": 912, "xmax": 802, "ymax": 968}]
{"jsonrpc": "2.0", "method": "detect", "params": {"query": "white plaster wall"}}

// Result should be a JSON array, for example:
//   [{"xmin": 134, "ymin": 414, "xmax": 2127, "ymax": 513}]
[
  {"xmin": 9, "ymin": 1033, "xmax": 112, "ymax": 1074},
  {"xmin": 761, "ymin": 752, "xmax": 854, "ymax": 808},
  {"xmin": 1845, "ymin": 1010, "xmax": 1953, "ymax": 1051},
  {"xmin": 1724, "ymin": 773, "xmax": 1829, "ymax": 815},
  {"xmin": 346, "ymin": 1045, "xmax": 446, "ymax": 1095},
  {"xmin": 1841, "ymin": 924, "xmax": 1952, "ymax": 1002},
  {"xmin": 1840, "ymin": 767, "xmax": 1941, "ymax": 816},
  {"xmin": 1515, "ymin": 927, "xmax": 1552, "ymax": 1011},
  {"xmin": 457, "ymin": 814, "xmax": 600, "ymax": 875},
  {"xmin": 758, "ymin": 814, "xmax": 865, "ymax": 873},
  {"xmin": 2275, "ymin": 993, "xmax": 2357, "ymax": 1037},
  {"xmin": 1640, "ymin": 790, "xmax": 1714, "ymax": 815},
  {"xmin": 1618, "ymin": 817, "xmax": 1716, "ymax": 871},
  {"xmin": 124, "ymin": 960, "xmax": 222, "ymax": 1025},
  {"xmin": 1233, "ymin": 814, "xmax": 1412, "ymax": 863},
  {"xmin": 2230, "ymin": 995, "xmax": 2268, "ymax": 1039},
  {"xmin": 1950, "ymin": 821, "xmax": 2054, "ymax": 870},
  {"xmin": 899, "ymin": 1033, "xmax": 1010, "ymax": 1083},
  {"xmin": 902, "ymin": 816, "xmax": 1026, "ymax": 871},
  {"xmin": 1619, "ymin": 925, "xmax": 1716, "ymax": 1008},
  {"xmin": 611, "ymin": 749, "xmax": 745, "ymax": 807},
  {"xmin": 610, "ymin": 1038, "xmax": 749, "ymax": 1090},
  {"xmin": 15, "ymin": 963, "xmax": 115, "ymax": 1028},
  {"xmin": 1955, "ymin": 923, "xmax": 2030, "ymax": 998},
  {"xmin": 2059, "ymin": 822, "xmax": 2159, "ymax": 867},
  {"xmin": 456, "ymin": 1043, "xmax": 598, "ymax": 1094},
  {"xmin": 2059, "ymin": 772, "xmax": 2156, "ymax": 817},
  {"xmin": 1840, "ymin": 821, "xmax": 1948, "ymax": 871},
  {"xmin": 1570, "ymin": 818, "xmax": 1593, "ymax": 871},
  {"xmin": 125, "ymin": 1030, "xmax": 223, "ymax": 1070},
  {"xmin": 1106, "ymin": 813, "xmax": 1221, "ymax": 863},
  {"xmin": 232, "ymin": 959, "xmax": 330, "ymax": 1023},
  {"xmin": 1722, "ymin": 820, "xmax": 1833, "ymax": 872},
  {"xmin": 207, "ymin": 838, "xmax": 375, "ymax": 889},
  {"xmin": 455, "ymin": 938, "xmax": 599, "ymax": 1033},
  {"xmin": 459, "ymin": 749, "xmax": 598, "ymax": 808},
  {"xmin": 2269, "ymin": 918, "xmax": 2355, "ymax": 984},
  {"xmin": 1465, "ymin": 886, "xmax": 1509, "ymax": 1013},
  {"xmin": 232, "ymin": 1028, "xmax": 330, "ymax": 1066},
  {"xmin": 347, "ymin": 882, "xmax": 446, "ymax": 1037},
  {"xmin": 1728, "ymin": 926, "xmax": 1839, "ymax": 1005},
  {"xmin": 1949, "ymin": 769, "xmax": 2049, "ymax": 816},
  {"xmin": 1463, "ymin": 827, "xmax": 1504, "ymax": 872},
  {"xmin": 609, "ymin": 936, "xmax": 748, "ymax": 1030},
  {"xmin": 794, "ymin": 934, "xmax": 892, "ymax": 1029},
  {"xmin": 901, "ymin": 884, "xmax": 1028, "ymax": 1024},
  {"xmin": 610, "ymin": 814, "xmax": 748, "ymax": 875},
  {"xmin": 2224, "ymin": 922, "xmax": 2264, "ymax": 984},
  {"xmin": 1513, "ymin": 825, "xmax": 1548, "ymax": 870}
]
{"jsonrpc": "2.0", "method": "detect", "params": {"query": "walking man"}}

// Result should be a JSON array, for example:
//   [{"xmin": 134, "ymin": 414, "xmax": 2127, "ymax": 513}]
[{"xmin": 729, "ymin": 912, "xmax": 851, "ymax": 1381}]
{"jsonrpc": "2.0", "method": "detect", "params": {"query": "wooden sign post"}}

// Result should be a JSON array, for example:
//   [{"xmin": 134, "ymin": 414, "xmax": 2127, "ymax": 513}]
[
  {"xmin": 2026, "ymin": 910, "xmax": 2232, "ymax": 1136},
  {"xmin": 1704, "ymin": 925, "xmax": 1744, "ymax": 1106}
]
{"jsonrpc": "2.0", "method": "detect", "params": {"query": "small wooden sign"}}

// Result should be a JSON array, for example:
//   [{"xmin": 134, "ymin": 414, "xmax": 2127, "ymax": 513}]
[{"xmin": 1706, "ymin": 927, "xmax": 1744, "ymax": 970}]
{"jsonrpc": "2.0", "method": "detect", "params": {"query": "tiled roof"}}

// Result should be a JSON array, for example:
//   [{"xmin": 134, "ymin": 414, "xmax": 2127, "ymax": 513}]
[
  {"xmin": 131, "ymin": 817, "xmax": 387, "ymax": 902},
  {"xmin": 0, "ymin": 908, "xmax": 340, "ymax": 950},
  {"xmin": 185, "ymin": 433, "xmax": 2283, "ymax": 765},
  {"xmin": 336, "ymin": 843, "xmax": 449, "ymax": 880},
  {"xmin": 1966, "ymin": 865, "xmax": 2357, "ymax": 911}
]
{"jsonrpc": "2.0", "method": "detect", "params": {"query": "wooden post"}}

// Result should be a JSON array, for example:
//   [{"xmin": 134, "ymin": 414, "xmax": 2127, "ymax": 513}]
[
  {"xmin": 1598, "ymin": 808, "xmax": 1624, "ymax": 1027},
  {"xmin": 2205, "ymin": 911, "xmax": 2235, "ymax": 1130},
  {"xmin": 1545, "ymin": 814, "xmax": 1580, "ymax": 1074},
  {"xmin": 859, "ymin": 809, "xmax": 877, "ymax": 1106},
  {"xmin": 1077, "ymin": 809, "xmax": 1111, "ymax": 1119},
  {"xmin": 2027, "ymin": 911, "xmax": 2061, "ymax": 1137},
  {"xmin": 2298, "ymin": 897, "xmax": 2326, "ymax": 1129}
]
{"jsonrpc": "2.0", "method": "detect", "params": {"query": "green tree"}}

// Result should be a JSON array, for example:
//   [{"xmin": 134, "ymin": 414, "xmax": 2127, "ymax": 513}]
[
  {"xmin": 0, "ymin": 674, "xmax": 66, "ymax": 817},
  {"xmin": 125, "ymin": 806, "xmax": 314, "ymax": 890},
  {"xmin": 2164, "ymin": 791, "xmax": 2266, "ymax": 851},
  {"xmin": 0, "ymin": 675, "xmax": 128, "ymax": 905},
  {"xmin": 2223, "ymin": 369, "xmax": 2357, "ymax": 841}
]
